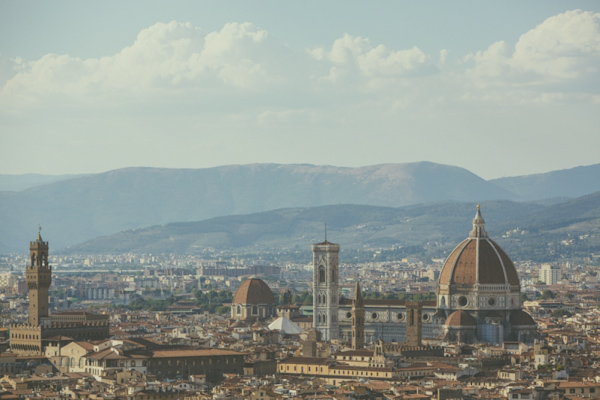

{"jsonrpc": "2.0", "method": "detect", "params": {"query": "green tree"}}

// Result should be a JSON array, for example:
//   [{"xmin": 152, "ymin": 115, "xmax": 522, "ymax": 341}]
[
  {"xmin": 551, "ymin": 309, "xmax": 571, "ymax": 318},
  {"xmin": 216, "ymin": 306, "xmax": 230, "ymax": 314},
  {"xmin": 541, "ymin": 290, "xmax": 556, "ymax": 300}
]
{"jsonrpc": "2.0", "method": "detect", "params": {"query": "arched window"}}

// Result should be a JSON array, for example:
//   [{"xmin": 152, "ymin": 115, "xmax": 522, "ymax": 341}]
[
  {"xmin": 252, "ymin": 305, "xmax": 258, "ymax": 315},
  {"xmin": 318, "ymin": 266, "xmax": 325, "ymax": 283},
  {"xmin": 237, "ymin": 305, "xmax": 241, "ymax": 315}
]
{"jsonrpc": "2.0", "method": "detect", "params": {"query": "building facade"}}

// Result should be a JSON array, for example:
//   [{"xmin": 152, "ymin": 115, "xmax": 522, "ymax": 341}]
[
  {"xmin": 539, "ymin": 264, "xmax": 562, "ymax": 285},
  {"xmin": 313, "ymin": 206, "xmax": 537, "ymax": 345}
]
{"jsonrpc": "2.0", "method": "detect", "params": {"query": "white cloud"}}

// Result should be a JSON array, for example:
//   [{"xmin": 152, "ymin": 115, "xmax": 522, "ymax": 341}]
[
  {"xmin": 465, "ymin": 9, "xmax": 600, "ymax": 93},
  {"xmin": 0, "ymin": 21, "xmax": 296, "ymax": 108},
  {"xmin": 309, "ymin": 34, "xmax": 434, "ymax": 85},
  {"xmin": 1, "ymin": 12, "xmax": 599, "ymax": 113}
]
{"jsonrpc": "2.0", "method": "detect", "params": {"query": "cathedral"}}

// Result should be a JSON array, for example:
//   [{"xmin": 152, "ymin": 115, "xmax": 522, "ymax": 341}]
[
  {"xmin": 9, "ymin": 230, "xmax": 110, "ymax": 355},
  {"xmin": 313, "ymin": 206, "xmax": 537, "ymax": 345}
]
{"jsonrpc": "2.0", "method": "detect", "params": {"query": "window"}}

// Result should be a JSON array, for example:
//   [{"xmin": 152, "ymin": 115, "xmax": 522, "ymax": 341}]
[{"xmin": 318, "ymin": 266, "xmax": 325, "ymax": 283}]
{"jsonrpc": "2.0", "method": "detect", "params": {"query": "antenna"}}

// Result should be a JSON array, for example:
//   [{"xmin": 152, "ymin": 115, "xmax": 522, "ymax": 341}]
[{"xmin": 324, "ymin": 223, "xmax": 327, "ymax": 242}]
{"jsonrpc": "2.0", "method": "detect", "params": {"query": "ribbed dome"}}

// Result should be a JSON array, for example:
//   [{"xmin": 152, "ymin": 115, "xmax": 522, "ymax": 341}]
[
  {"xmin": 510, "ymin": 310, "xmax": 536, "ymax": 326},
  {"xmin": 232, "ymin": 278, "xmax": 275, "ymax": 305},
  {"xmin": 439, "ymin": 206, "xmax": 520, "ymax": 287},
  {"xmin": 445, "ymin": 310, "xmax": 477, "ymax": 327}
]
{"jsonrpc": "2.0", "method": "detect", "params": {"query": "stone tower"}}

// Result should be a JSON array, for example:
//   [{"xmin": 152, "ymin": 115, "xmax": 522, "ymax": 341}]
[
  {"xmin": 312, "ymin": 239, "xmax": 340, "ymax": 341},
  {"xmin": 405, "ymin": 301, "xmax": 422, "ymax": 347},
  {"xmin": 26, "ymin": 229, "xmax": 52, "ymax": 326},
  {"xmin": 351, "ymin": 281, "xmax": 365, "ymax": 350}
]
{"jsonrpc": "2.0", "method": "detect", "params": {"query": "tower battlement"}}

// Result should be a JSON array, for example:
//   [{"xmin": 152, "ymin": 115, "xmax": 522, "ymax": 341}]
[{"xmin": 10, "ymin": 230, "xmax": 111, "ymax": 355}]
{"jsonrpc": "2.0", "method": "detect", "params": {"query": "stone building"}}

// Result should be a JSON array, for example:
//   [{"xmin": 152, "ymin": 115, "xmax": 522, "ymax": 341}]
[
  {"xmin": 9, "ymin": 231, "xmax": 110, "ymax": 355},
  {"xmin": 313, "ymin": 206, "xmax": 537, "ymax": 345}
]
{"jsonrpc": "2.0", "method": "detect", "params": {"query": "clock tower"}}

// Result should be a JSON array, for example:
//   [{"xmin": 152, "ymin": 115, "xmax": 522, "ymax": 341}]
[{"xmin": 312, "ymin": 238, "xmax": 340, "ymax": 341}]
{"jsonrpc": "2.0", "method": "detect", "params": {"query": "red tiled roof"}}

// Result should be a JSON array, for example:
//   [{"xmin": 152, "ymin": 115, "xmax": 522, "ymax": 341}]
[{"xmin": 232, "ymin": 278, "xmax": 275, "ymax": 305}]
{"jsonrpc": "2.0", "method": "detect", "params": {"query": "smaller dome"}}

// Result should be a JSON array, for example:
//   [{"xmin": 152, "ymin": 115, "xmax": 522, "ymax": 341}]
[
  {"xmin": 510, "ymin": 310, "xmax": 536, "ymax": 326},
  {"xmin": 233, "ymin": 278, "xmax": 275, "ymax": 305},
  {"xmin": 445, "ymin": 310, "xmax": 477, "ymax": 327}
]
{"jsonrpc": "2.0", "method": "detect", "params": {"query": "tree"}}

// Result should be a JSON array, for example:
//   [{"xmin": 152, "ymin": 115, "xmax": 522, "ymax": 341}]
[
  {"xmin": 216, "ymin": 306, "xmax": 230, "ymax": 314},
  {"xmin": 541, "ymin": 290, "xmax": 556, "ymax": 300},
  {"xmin": 551, "ymin": 309, "xmax": 571, "ymax": 318}
]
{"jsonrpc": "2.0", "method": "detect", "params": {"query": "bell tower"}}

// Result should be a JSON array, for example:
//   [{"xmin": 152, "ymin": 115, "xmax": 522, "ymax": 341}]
[
  {"xmin": 405, "ymin": 301, "xmax": 422, "ymax": 347},
  {"xmin": 26, "ymin": 228, "xmax": 52, "ymax": 326},
  {"xmin": 312, "ymin": 235, "xmax": 340, "ymax": 341},
  {"xmin": 351, "ymin": 281, "xmax": 365, "ymax": 350}
]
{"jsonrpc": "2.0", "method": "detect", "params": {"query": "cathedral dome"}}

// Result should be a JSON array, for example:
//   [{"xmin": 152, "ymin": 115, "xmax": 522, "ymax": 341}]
[
  {"xmin": 439, "ymin": 206, "xmax": 520, "ymax": 287},
  {"xmin": 232, "ymin": 278, "xmax": 275, "ymax": 305},
  {"xmin": 445, "ymin": 310, "xmax": 476, "ymax": 327},
  {"xmin": 510, "ymin": 310, "xmax": 536, "ymax": 326}
]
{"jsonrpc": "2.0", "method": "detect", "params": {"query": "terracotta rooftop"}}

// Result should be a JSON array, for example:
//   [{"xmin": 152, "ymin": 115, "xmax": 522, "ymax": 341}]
[
  {"xmin": 510, "ymin": 310, "xmax": 536, "ymax": 326},
  {"xmin": 445, "ymin": 310, "xmax": 477, "ymax": 327},
  {"xmin": 439, "ymin": 207, "xmax": 520, "ymax": 287},
  {"xmin": 232, "ymin": 278, "xmax": 275, "ymax": 305}
]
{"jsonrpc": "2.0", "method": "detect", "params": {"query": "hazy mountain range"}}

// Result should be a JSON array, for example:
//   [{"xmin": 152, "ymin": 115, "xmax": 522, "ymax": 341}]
[
  {"xmin": 1, "ymin": 162, "xmax": 599, "ymax": 254},
  {"xmin": 63, "ymin": 193, "xmax": 600, "ymax": 263}
]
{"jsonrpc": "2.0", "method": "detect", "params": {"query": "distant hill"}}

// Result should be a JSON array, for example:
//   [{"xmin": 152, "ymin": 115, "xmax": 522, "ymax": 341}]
[
  {"xmin": 62, "ymin": 201, "xmax": 539, "ymax": 255},
  {"xmin": 0, "ymin": 162, "xmax": 514, "ymax": 252},
  {"xmin": 0, "ymin": 173, "xmax": 83, "ymax": 192},
  {"xmin": 491, "ymin": 163, "xmax": 600, "ymax": 201},
  {"xmin": 62, "ymin": 194, "xmax": 600, "ymax": 264}
]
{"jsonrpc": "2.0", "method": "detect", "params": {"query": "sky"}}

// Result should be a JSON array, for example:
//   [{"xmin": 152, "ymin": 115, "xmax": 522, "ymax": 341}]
[{"xmin": 1, "ymin": 1, "xmax": 599, "ymax": 180}]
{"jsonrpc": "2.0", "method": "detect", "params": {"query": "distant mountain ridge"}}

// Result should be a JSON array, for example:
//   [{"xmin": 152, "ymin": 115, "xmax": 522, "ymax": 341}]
[
  {"xmin": 0, "ymin": 173, "xmax": 83, "ymax": 192},
  {"xmin": 1, "ymin": 162, "xmax": 599, "ymax": 253},
  {"xmin": 491, "ymin": 163, "xmax": 600, "ymax": 201},
  {"xmin": 63, "ymin": 194, "xmax": 600, "ymax": 264}
]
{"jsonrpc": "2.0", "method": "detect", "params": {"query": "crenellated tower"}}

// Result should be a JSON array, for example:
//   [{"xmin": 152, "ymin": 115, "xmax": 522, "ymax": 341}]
[
  {"xmin": 26, "ymin": 228, "xmax": 52, "ymax": 326},
  {"xmin": 312, "ymin": 238, "xmax": 340, "ymax": 341}
]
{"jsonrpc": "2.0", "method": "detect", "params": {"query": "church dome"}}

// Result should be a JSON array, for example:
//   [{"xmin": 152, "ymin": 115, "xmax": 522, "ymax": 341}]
[
  {"xmin": 439, "ymin": 206, "xmax": 520, "ymax": 287},
  {"xmin": 445, "ymin": 310, "xmax": 477, "ymax": 327},
  {"xmin": 232, "ymin": 278, "xmax": 275, "ymax": 305},
  {"xmin": 510, "ymin": 310, "xmax": 536, "ymax": 326}
]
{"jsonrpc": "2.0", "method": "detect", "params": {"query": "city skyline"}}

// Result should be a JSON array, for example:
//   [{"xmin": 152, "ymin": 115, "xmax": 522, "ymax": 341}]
[{"xmin": 1, "ymin": 1, "xmax": 600, "ymax": 179}]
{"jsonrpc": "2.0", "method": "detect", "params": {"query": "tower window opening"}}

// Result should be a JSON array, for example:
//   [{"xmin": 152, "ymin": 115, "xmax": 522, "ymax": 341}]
[{"xmin": 318, "ymin": 266, "xmax": 325, "ymax": 283}]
